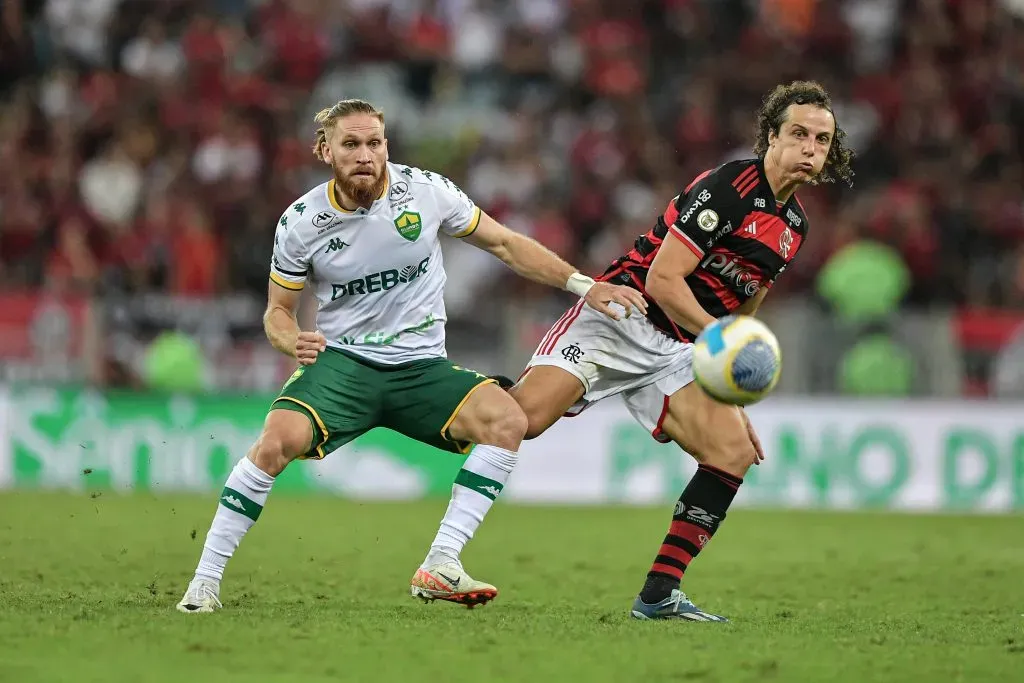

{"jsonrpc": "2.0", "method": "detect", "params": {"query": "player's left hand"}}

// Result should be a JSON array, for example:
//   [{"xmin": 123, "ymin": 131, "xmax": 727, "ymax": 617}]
[
  {"xmin": 740, "ymin": 409, "xmax": 766, "ymax": 465},
  {"xmin": 584, "ymin": 282, "xmax": 648, "ymax": 321}
]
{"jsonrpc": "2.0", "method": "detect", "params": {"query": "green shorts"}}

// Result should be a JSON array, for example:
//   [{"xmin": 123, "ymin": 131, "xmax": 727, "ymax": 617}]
[{"xmin": 272, "ymin": 347, "xmax": 495, "ymax": 458}]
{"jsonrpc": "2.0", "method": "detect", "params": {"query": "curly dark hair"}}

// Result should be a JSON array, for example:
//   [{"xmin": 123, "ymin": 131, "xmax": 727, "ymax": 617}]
[{"xmin": 753, "ymin": 80, "xmax": 855, "ymax": 187}]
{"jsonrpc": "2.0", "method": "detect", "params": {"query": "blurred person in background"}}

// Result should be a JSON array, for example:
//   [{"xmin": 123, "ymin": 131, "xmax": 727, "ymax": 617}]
[{"xmin": 1, "ymin": 0, "xmax": 1022, "ymax": 395}]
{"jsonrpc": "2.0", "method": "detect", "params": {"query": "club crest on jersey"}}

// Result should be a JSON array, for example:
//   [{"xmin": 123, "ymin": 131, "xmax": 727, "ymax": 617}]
[
  {"xmin": 779, "ymin": 227, "xmax": 794, "ymax": 259},
  {"xmin": 697, "ymin": 209, "xmax": 719, "ymax": 232},
  {"xmin": 394, "ymin": 211, "xmax": 422, "ymax": 241},
  {"xmin": 313, "ymin": 210, "xmax": 342, "ymax": 232}
]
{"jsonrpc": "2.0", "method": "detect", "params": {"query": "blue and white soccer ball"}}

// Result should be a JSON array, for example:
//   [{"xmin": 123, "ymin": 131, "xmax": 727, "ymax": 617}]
[{"xmin": 693, "ymin": 315, "xmax": 782, "ymax": 406}]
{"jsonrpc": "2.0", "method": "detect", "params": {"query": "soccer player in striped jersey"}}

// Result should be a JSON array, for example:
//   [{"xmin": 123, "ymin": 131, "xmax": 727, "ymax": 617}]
[{"xmin": 509, "ymin": 81, "xmax": 855, "ymax": 621}]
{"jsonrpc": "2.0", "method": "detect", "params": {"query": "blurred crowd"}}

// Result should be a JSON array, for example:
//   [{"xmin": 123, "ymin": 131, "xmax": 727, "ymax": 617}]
[{"xmin": 1, "ymin": 0, "xmax": 1023, "ymax": 393}]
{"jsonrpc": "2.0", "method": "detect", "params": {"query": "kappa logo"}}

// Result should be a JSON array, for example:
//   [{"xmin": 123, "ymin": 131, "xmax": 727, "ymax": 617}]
[
  {"xmin": 478, "ymin": 485, "xmax": 502, "ymax": 498},
  {"xmin": 221, "ymin": 495, "xmax": 245, "ymax": 511},
  {"xmin": 324, "ymin": 238, "xmax": 350, "ymax": 254}
]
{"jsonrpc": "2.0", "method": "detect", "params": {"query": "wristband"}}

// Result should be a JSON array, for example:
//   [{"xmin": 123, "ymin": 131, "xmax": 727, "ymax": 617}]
[{"xmin": 566, "ymin": 272, "xmax": 596, "ymax": 297}]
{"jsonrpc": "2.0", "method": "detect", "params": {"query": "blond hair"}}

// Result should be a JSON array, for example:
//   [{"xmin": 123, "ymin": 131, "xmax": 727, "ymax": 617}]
[{"xmin": 312, "ymin": 99, "xmax": 385, "ymax": 161}]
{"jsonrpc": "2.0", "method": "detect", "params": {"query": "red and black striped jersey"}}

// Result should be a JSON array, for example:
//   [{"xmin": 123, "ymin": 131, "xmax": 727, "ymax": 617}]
[{"xmin": 599, "ymin": 158, "xmax": 809, "ymax": 343}]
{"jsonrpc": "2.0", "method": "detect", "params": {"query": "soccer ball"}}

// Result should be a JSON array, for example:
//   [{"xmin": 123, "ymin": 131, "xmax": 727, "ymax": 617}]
[{"xmin": 692, "ymin": 315, "xmax": 782, "ymax": 406}]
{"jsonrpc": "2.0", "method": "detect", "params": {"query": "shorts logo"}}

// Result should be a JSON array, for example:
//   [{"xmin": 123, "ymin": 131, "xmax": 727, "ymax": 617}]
[
  {"xmin": 561, "ymin": 343, "xmax": 584, "ymax": 364},
  {"xmin": 282, "ymin": 367, "xmax": 304, "ymax": 390}
]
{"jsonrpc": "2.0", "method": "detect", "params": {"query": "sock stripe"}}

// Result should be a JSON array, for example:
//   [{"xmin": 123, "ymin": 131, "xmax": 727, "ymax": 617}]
[
  {"xmin": 670, "ymin": 519, "xmax": 714, "ymax": 541},
  {"xmin": 454, "ymin": 468, "xmax": 504, "ymax": 500},
  {"xmin": 642, "ymin": 465, "xmax": 744, "ymax": 603},
  {"xmin": 698, "ymin": 463, "xmax": 743, "ymax": 488},
  {"xmin": 650, "ymin": 562, "xmax": 684, "ymax": 580},
  {"xmin": 219, "ymin": 486, "xmax": 263, "ymax": 521},
  {"xmin": 656, "ymin": 543, "xmax": 694, "ymax": 565},
  {"xmin": 662, "ymin": 534, "xmax": 701, "ymax": 557}
]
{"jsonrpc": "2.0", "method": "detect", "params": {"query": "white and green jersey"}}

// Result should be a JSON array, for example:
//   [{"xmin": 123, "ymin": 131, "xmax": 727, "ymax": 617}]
[{"xmin": 269, "ymin": 162, "xmax": 482, "ymax": 364}]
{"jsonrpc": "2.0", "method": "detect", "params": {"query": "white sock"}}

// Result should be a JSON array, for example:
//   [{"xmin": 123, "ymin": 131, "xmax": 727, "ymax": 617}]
[
  {"xmin": 423, "ymin": 444, "xmax": 518, "ymax": 567},
  {"xmin": 194, "ymin": 457, "xmax": 275, "ymax": 583}
]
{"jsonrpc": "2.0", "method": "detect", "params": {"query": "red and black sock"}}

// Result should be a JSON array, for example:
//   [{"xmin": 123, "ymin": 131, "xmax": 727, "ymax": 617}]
[{"xmin": 639, "ymin": 463, "xmax": 743, "ymax": 604}]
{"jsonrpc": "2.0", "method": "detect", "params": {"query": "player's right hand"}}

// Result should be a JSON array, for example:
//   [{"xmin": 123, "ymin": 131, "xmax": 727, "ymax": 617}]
[
  {"xmin": 295, "ymin": 330, "xmax": 327, "ymax": 365},
  {"xmin": 584, "ymin": 282, "xmax": 649, "ymax": 321}
]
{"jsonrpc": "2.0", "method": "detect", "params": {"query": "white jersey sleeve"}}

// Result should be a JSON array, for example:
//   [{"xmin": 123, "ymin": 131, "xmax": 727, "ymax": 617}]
[
  {"xmin": 269, "ymin": 210, "xmax": 310, "ymax": 291},
  {"xmin": 433, "ymin": 175, "xmax": 482, "ymax": 238}
]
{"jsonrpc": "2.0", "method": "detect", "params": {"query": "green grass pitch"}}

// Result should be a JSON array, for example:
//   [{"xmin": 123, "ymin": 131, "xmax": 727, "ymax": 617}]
[{"xmin": 0, "ymin": 492, "xmax": 1021, "ymax": 682}]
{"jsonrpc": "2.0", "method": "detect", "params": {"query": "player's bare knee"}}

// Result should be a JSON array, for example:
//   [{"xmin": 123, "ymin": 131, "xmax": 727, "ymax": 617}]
[
  {"xmin": 520, "ymin": 403, "xmax": 557, "ymax": 440},
  {"xmin": 701, "ymin": 430, "xmax": 755, "ymax": 477},
  {"xmin": 508, "ymin": 384, "xmax": 562, "ymax": 440},
  {"xmin": 250, "ymin": 434, "xmax": 292, "ymax": 476},
  {"xmin": 252, "ymin": 410, "xmax": 312, "ymax": 475},
  {"xmin": 449, "ymin": 385, "xmax": 528, "ymax": 450},
  {"xmin": 478, "ymin": 402, "xmax": 528, "ymax": 450}
]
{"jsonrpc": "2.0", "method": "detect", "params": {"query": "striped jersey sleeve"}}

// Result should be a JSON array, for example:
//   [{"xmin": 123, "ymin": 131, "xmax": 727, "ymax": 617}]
[{"xmin": 666, "ymin": 162, "xmax": 754, "ymax": 258}]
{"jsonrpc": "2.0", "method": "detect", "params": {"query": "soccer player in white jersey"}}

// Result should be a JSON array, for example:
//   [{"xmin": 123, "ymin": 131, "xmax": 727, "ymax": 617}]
[{"xmin": 176, "ymin": 99, "xmax": 646, "ymax": 613}]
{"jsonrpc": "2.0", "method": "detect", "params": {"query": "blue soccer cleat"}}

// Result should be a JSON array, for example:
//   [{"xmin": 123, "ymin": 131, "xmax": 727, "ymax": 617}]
[{"xmin": 630, "ymin": 589, "xmax": 729, "ymax": 622}]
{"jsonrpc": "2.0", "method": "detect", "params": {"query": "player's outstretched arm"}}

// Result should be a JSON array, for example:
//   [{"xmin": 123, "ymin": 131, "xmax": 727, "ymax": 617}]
[
  {"xmin": 462, "ymin": 211, "xmax": 647, "ymax": 321},
  {"xmin": 646, "ymin": 233, "xmax": 719, "ymax": 336},
  {"xmin": 264, "ymin": 282, "xmax": 326, "ymax": 364}
]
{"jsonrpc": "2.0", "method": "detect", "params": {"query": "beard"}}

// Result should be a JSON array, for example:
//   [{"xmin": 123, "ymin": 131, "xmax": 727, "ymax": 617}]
[{"xmin": 334, "ymin": 165, "xmax": 386, "ymax": 205}]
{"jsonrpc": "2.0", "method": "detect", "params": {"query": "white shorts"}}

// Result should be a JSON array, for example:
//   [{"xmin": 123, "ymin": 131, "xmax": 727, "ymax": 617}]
[{"xmin": 525, "ymin": 300, "xmax": 695, "ymax": 443}]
